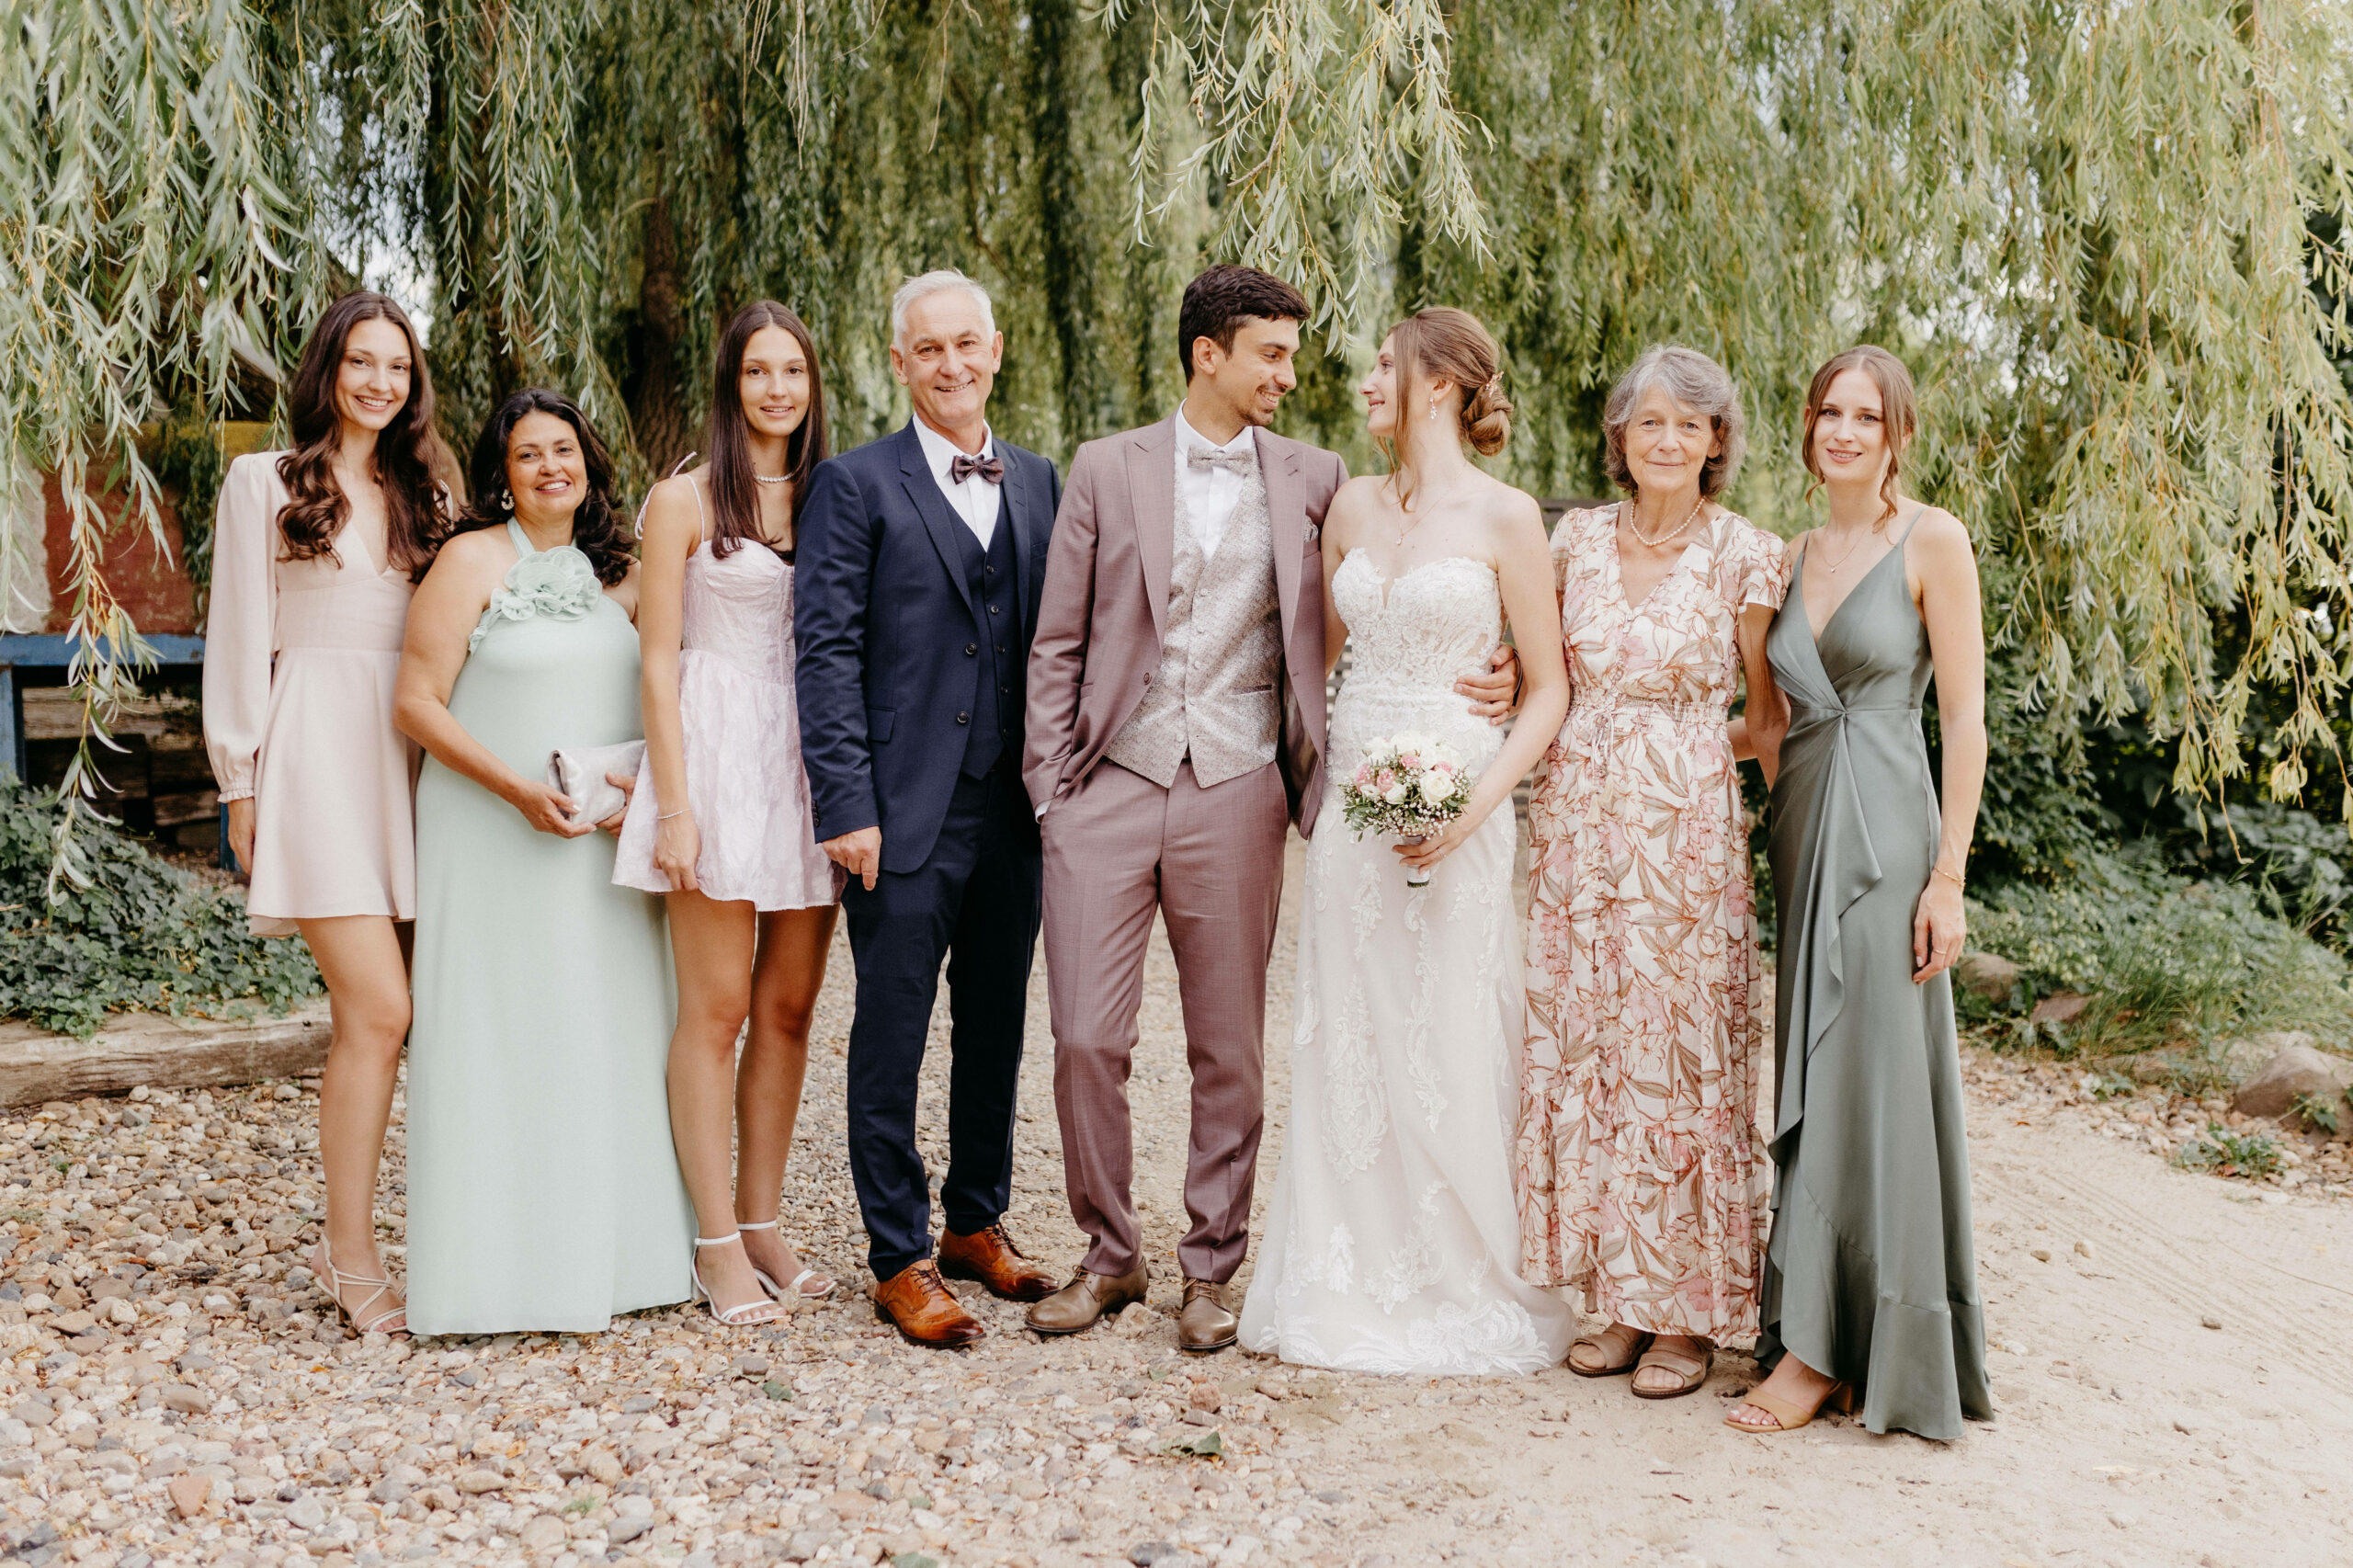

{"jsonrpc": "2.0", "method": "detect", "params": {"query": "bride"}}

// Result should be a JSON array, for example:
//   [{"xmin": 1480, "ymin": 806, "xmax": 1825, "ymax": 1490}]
[{"xmin": 1240, "ymin": 308, "xmax": 1574, "ymax": 1374}]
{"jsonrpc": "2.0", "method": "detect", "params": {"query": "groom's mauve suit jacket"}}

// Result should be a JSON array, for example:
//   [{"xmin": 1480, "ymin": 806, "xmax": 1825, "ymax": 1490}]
[{"xmin": 1019, "ymin": 417, "xmax": 1345, "ymax": 836}]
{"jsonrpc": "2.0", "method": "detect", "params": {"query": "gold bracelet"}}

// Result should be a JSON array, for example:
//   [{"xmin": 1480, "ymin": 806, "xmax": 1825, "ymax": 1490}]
[{"xmin": 1931, "ymin": 862, "xmax": 1965, "ymax": 890}]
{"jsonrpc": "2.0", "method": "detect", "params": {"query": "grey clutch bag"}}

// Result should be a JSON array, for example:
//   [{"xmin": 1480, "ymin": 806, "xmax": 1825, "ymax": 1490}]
[{"xmin": 547, "ymin": 740, "xmax": 645, "ymax": 825}]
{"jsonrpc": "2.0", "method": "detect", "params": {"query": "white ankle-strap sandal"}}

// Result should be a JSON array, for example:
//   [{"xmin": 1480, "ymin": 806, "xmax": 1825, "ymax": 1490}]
[
  {"xmin": 737, "ymin": 1220, "xmax": 837, "ymax": 1301},
  {"xmin": 311, "ymin": 1242, "xmax": 408, "ymax": 1335},
  {"xmin": 693, "ymin": 1233, "xmax": 788, "ymax": 1326}
]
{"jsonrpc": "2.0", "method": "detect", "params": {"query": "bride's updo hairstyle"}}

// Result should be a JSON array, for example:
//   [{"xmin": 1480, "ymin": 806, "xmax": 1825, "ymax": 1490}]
[{"xmin": 1391, "ymin": 307, "xmax": 1513, "ymax": 457}]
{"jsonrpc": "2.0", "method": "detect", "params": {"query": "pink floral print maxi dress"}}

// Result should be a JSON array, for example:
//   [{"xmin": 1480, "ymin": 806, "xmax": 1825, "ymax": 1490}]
[{"xmin": 1518, "ymin": 505, "xmax": 1790, "ymax": 1343}]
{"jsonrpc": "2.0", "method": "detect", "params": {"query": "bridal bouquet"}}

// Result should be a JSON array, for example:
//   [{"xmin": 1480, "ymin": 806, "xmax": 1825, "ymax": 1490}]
[{"xmin": 1339, "ymin": 733, "xmax": 1475, "ymax": 887}]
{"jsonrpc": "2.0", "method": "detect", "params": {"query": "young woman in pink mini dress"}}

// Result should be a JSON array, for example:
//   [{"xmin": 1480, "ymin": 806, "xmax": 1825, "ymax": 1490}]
[
  {"xmin": 204, "ymin": 291, "xmax": 453, "ymax": 1334},
  {"xmin": 612, "ymin": 301, "xmax": 845, "ymax": 1324}
]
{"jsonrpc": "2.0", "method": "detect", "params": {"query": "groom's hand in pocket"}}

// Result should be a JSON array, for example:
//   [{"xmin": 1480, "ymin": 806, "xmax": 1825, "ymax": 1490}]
[
  {"xmin": 1459, "ymin": 642, "xmax": 1522, "ymax": 724},
  {"xmin": 824, "ymin": 826, "xmax": 883, "ymax": 891}
]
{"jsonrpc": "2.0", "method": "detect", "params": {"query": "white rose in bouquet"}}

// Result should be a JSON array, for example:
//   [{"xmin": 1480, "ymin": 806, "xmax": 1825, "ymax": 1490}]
[
  {"xmin": 1383, "ymin": 780, "xmax": 1409, "ymax": 805},
  {"xmin": 1418, "ymin": 770, "xmax": 1458, "ymax": 806}
]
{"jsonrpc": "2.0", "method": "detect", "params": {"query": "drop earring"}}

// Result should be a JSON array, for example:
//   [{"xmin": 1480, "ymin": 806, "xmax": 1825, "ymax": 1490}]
[
  {"xmin": 1427, "ymin": 395, "xmax": 1439, "ymax": 423},
  {"xmin": 499, "ymin": 489, "xmax": 514, "ymax": 513}
]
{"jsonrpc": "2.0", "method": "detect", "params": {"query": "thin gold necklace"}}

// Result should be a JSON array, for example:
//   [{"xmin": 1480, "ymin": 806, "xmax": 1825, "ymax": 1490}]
[
  {"xmin": 1812, "ymin": 521, "xmax": 1879, "ymax": 574},
  {"xmin": 1627, "ymin": 495, "xmax": 1704, "ymax": 548}
]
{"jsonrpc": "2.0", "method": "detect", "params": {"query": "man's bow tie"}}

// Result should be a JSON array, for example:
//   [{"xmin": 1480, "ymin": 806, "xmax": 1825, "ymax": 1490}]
[
  {"xmin": 949, "ymin": 451, "xmax": 1006, "ymax": 485},
  {"xmin": 1186, "ymin": 445, "xmax": 1256, "ymax": 475}
]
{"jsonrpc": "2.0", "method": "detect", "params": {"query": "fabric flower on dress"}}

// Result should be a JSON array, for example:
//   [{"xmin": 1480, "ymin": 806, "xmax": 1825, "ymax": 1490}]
[{"xmin": 470, "ymin": 545, "xmax": 603, "ymax": 652}]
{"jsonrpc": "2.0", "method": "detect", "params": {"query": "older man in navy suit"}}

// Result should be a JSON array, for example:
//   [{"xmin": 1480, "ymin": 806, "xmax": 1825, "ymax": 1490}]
[{"xmin": 793, "ymin": 269, "xmax": 1063, "ymax": 1346}]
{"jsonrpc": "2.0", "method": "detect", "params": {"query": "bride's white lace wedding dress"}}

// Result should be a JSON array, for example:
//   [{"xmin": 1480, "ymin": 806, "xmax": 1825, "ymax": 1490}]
[{"xmin": 1239, "ymin": 551, "xmax": 1575, "ymax": 1375}]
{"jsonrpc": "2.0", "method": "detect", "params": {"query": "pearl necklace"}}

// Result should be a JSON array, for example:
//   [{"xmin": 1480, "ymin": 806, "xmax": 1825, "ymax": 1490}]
[{"xmin": 1626, "ymin": 494, "xmax": 1704, "ymax": 548}]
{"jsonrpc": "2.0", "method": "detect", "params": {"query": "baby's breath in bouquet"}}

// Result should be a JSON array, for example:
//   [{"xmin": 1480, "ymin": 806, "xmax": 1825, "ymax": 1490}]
[{"xmin": 1339, "ymin": 733, "xmax": 1475, "ymax": 886}]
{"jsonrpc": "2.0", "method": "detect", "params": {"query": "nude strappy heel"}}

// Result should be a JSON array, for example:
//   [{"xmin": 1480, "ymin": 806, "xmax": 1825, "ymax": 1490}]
[
  {"xmin": 1725, "ymin": 1381, "xmax": 1856, "ymax": 1434},
  {"xmin": 309, "ymin": 1241, "xmax": 408, "ymax": 1336},
  {"xmin": 693, "ymin": 1233, "xmax": 790, "ymax": 1326},
  {"xmin": 737, "ymin": 1220, "xmax": 836, "ymax": 1301}
]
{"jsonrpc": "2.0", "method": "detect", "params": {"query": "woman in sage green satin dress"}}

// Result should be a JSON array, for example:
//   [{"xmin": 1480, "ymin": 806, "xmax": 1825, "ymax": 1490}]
[
  {"xmin": 1729, "ymin": 347, "xmax": 1994, "ymax": 1440},
  {"xmin": 394, "ymin": 389, "xmax": 693, "ymax": 1335}
]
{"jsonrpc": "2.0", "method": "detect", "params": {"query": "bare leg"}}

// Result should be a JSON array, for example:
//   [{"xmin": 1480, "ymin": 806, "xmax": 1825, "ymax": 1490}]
[
  {"xmin": 1727, "ymin": 1348, "xmax": 1843, "ymax": 1429},
  {"xmin": 664, "ymin": 890, "xmax": 779, "ymax": 1322},
  {"xmin": 736, "ymin": 905, "xmax": 837, "ymax": 1293},
  {"xmin": 298, "ymin": 915, "xmax": 412, "ymax": 1331}
]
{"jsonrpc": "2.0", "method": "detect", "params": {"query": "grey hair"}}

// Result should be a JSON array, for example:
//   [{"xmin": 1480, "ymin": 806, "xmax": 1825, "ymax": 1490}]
[
  {"xmin": 890, "ymin": 268, "xmax": 995, "ymax": 348},
  {"xmin": 1601, "ymin": 345, "xmax": 1746, "ymax": 499}
]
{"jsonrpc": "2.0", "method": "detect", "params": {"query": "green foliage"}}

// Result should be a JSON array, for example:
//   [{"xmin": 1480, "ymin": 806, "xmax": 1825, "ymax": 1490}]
[
  {"xmin": 0, "ymin": 782, "xmax": 322, "ymax": 1036},
  {"xmin": 2290, "ymin": 1090, "xmax": 2345, "ymax": 1136},
  {"xmin": 9, "ymin": 0, "xmax": 2353, "ymax": 901},
  {"xmin": 1966, "ymin": 846, "xmax": 2353, "ymax": 1056},
  {"xmin": 2172, "ymin": 1124, "xmax": 2284, "ymax": 1180}
]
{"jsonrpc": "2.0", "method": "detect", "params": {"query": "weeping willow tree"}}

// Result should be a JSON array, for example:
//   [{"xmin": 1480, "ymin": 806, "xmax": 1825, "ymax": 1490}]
[{"xmin": 6, "ymin": 0, "xmax": 2352, "ymax": 882}]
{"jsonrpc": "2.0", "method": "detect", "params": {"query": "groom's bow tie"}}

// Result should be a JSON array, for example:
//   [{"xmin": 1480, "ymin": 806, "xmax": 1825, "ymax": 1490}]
[
  {"xmin": 1186, "ymin": 444, "xmax": 1256, "ymax": 475},
  {"xmin": 949, "ymin": 451, "xmax": 1006, "ymax": 485}
]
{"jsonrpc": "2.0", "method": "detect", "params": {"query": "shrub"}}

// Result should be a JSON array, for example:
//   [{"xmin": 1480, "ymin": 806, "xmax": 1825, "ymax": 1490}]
[
  {"xmin": 1965, "ymin": 845, "xmax": 2353, "ymax": 1056},
  {"xmin": 2172, "ymin": 1125, "xmax": 2284, "ymax": 1180},
  {"xmin": 0, "ymin": 782, "xmax": 321, "ymax": 1036}
]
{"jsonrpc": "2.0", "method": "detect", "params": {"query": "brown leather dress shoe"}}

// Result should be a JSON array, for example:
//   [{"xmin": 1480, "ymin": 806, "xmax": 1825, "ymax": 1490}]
[
  {"xmin": 938, "ymin": 1222, "xmax": 1059, "ymax": 1302},
  {"xmin": 872, "ymin": 1260, "xmax": 984, "ymax": 1348},
  {"xmin": 1025, "ymin": 1264, "xmax": 1149, "ymax": 1335},
  {"xmin": 1177, "ymin": 1278, "xmax": 1238, "ymax": 1353}
]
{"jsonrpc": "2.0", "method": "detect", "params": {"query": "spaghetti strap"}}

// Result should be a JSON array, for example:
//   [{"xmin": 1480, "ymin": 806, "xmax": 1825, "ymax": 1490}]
[
  {"xmin": 631, "ymin": 453, "xmax": 702, "ymax": 540},
  {"xmin": 1892, "ymin": 506, "xmax": 1929, "ymax": 546}
]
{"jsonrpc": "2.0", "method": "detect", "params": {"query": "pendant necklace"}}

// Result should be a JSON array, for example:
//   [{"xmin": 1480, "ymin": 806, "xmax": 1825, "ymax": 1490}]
[{"xmin": 1813, "ymin": 523, "xmax": 1875, "ymax": 574}]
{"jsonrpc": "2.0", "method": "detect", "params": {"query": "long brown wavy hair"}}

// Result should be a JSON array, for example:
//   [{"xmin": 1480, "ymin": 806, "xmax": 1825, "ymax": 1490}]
[
  {"xmin": 274, "ymin": 292, "xmax": 449, "ymax": 574},
  {"xmin": 705, "ymin": 301, "xmax": 828, "ymax": 558},
  {"xmin": 424, "ymin": 389, "xmax": 635, "ymax": 586}
]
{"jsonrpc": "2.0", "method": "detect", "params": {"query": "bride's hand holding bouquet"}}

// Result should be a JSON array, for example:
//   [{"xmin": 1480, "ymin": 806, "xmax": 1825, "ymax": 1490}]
[{"xmin": 1340, "ymin": 733, "xmax": 1476, "ymax": 885}]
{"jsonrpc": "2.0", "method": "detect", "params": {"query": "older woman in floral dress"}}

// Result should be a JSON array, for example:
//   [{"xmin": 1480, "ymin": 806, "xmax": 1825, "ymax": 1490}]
[{"xmin": 1518, "ymin": 346, "xmax": 1789, "ymax": 1399}]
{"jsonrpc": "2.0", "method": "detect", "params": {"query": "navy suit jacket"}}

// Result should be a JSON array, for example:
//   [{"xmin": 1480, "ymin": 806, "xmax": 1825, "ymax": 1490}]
[{"xmin": 794, "ymin": 421, "xmax": 1062, "ymax": 874}]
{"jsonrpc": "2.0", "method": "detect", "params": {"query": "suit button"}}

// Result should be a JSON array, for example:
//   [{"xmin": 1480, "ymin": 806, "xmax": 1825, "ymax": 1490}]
[
  {"xmin": 989, "ymin": 604, "xmax": 1001, "ymax": 615},
  {"xmin": 965, "ymin": 644, "xmax": 977, "ymax": 656},
  {"xmin": 956, "ymin": 712, "xmax": 970, "ymax": 725}
]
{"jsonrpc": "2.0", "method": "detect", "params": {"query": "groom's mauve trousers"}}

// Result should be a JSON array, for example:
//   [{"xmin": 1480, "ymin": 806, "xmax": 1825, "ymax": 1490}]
[{"xmin": 1041, "ymin": 756, "xmax": 1290, "ymax": 1283}]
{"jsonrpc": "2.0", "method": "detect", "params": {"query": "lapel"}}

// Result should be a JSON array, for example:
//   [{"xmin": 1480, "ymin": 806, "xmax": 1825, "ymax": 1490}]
[
  {"xmin": 893, "ymin": 422, "xmax": 976, "ymax": 616},
  {"xmin": 1256, "ymin": 427, "xmax": 1306, "ymax": 644},
  {"xmin": 1123, "ymin": 417, "xmax": 1179, "ymax": 644},
  {"xmin": 997, "ymin": 443, "xmax": 1037, "ymax": 632}
]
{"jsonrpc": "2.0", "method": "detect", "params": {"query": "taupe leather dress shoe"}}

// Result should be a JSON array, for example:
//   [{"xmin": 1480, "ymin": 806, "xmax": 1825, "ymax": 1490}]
[
  {"xmin": 1026, "ymin": 1264, "xmax": 1148, "ymax": 1335},
  {"xmin": 1177, "ymin": 1278, "xmax": 1237, "ymax": 1353}
]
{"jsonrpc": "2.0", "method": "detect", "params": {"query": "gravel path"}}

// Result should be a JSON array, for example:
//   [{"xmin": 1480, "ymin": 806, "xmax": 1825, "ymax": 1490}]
[{"xmin": 4, "ymin": 838, "xmax": 2350, "ymax": 1568}]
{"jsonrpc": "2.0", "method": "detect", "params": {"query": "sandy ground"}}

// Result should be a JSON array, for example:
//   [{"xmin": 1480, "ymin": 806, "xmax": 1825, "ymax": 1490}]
[{"xmin": 3, "ymin": 834, "xmax": 2349, "ymax": 1568}]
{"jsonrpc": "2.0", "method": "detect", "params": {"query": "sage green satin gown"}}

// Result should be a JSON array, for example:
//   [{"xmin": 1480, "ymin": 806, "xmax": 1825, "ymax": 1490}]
[
  {"xmin": 1759, "ymin": 510, "xmax": 1991, "ymax": 1440},
  {"xmin": 405, "ymin": 522, "xmax": 693, "ymax": 1334}
]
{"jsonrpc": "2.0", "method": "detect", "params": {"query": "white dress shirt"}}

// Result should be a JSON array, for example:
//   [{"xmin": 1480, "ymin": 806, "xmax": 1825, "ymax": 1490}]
[
  {"xmin": 1173, "ymin": 406, "xmax": 1256, "ymax": 561},
  {"xmin": 913, "ymin": 416, "xmax": 1004, "ymax": 550}
]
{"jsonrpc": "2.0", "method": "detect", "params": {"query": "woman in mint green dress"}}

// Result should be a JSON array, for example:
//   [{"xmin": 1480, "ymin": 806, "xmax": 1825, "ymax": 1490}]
[{"xmin": 394, "ymin": 389, "xmax": 693, "ymax": 1334}]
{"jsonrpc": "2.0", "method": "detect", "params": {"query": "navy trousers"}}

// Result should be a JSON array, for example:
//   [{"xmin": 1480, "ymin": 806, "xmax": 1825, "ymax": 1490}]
[{"xmin": 842, "ymin": 766, "xmax": 1042, "ymax": 1280}]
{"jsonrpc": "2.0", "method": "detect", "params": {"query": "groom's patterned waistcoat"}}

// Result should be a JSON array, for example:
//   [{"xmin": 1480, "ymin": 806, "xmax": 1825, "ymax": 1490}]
[{"xmin": 1102, "ymin": 460, "xmax": 1282, "ymax": 789}]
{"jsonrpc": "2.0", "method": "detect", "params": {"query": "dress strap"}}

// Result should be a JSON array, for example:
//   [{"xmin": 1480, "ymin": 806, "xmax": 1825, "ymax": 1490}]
[
  {"xmin": 632, "ymin": 454, "xmax": 701, "ymax": 539},
  {"xmin": 504, "ymin": 518, "xmax": 532, "ymax": 556},
  {"xmin": 1891, "ymin": 506, "xmax": 1929, "ymax": 546}
]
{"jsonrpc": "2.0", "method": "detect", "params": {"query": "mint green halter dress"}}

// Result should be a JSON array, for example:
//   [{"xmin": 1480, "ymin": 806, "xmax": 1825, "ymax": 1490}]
[
  {"xmin": 1759, "ymin": 510, "xmax": 1992, "ymax": 1440},
  {"xmin": 405, "ymin": 521, "xmax": 693, "ymax": 1334}
]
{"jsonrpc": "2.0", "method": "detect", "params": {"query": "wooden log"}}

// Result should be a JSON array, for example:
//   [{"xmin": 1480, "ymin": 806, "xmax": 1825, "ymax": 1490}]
[{"xmin": 0, "ymin": 1003, "xmax": 333, "ymax": 1106}]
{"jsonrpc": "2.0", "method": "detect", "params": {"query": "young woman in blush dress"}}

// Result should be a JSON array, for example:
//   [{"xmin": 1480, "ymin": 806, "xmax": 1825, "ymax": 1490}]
[
  {"xmin": 611, "ymin": 301, "xmax": 845, "ymax": 1326},
  {"xmin": 394, "ymin": 391, "xmax": 694, "ymax": 1335},
  {"xmin": 1727, "ymin": 346, "xmax": 1991, "ymax": 1440},
  {"xmin": 203, "ymin": 291, "xmax": 452, "ymax": 1335}
]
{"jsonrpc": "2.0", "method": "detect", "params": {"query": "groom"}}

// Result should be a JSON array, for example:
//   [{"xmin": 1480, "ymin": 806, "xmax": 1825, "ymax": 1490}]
[
  {"xmin": 1021, "ymin": 266, "xmax": 1517, "ymax": 1351},
  {"xmin": 796, "ymin": 268, "xmax": 1063, "ymax": 1346}
]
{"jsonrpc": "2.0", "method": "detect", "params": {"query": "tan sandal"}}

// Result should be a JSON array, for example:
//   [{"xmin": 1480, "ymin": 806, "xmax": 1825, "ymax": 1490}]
[
  {"xmin": 1724, "ymin": 1381, "xmax": 1855, "ymax": 1433},
  {"xmin": 1631, "ymin": 1342, "xmax": 1712, "ymax": 1400},
  {"xmin": 1567, "ymin": 1324, "xmax": 1653, "ymax": 1377}
]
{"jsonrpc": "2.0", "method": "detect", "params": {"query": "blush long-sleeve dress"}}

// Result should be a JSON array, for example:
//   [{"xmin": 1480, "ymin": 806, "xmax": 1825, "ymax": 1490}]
[{"xmin": 201, "ymin": 452, "xmax": 421, "ymax": 937}]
